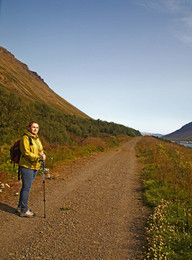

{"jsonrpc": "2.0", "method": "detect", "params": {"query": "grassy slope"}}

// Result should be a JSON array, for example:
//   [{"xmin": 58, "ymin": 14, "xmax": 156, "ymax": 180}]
[{"xmin": 0, "ymin": 46, "xmax": 89, "ymax": 118}]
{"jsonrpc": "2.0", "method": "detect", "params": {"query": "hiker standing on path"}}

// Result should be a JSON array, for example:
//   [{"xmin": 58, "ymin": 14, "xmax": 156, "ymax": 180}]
[{"xmin": 17, "ymin": 121, "xmax": 46, "ymax": 217}]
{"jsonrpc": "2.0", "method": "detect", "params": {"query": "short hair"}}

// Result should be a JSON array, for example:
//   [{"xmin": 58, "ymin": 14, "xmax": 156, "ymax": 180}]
[{"xmin": 28, "ymin": 121, "xmax": 39, "ymax": 129}]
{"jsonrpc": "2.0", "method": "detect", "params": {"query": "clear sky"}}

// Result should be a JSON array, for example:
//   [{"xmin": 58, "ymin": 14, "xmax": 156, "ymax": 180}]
[{"xmin": 0, "ymin": 0, "xmax": 191, "ymax": 135}]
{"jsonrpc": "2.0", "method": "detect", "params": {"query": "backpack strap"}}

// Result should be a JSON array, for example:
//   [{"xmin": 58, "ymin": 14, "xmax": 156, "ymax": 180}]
[{"xmin": 23, "ymin": 134, "xmax": 33, "ymax": 146}]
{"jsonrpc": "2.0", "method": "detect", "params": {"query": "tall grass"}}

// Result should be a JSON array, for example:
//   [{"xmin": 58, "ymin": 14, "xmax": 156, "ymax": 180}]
[
  {"xmin": 136, "ymin": 137, "xmax": 192, "ymax": 259},
  {"xmin": 0, "ymin": 135, "xmax": 128, "ymax": 181}
]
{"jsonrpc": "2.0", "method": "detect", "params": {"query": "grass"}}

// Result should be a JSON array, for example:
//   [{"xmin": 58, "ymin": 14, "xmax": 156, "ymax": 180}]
[
  {"xmin": 136, "ymin": 136, "xmax": 192, "ymax": 259},
  {"xmin": 0, "ymin": 135, "xmax": 129, "ymax": 184},
  {"xmin": 0, "ymin": 46, "xmax": 89, "ymax": 118},
  {"xmin": 40, "ymin": 135, "xmax": 129, "ymax": 171},
  {"xmin": 60, "ymin": 206, "xmax": 71, "ymax": 211}
]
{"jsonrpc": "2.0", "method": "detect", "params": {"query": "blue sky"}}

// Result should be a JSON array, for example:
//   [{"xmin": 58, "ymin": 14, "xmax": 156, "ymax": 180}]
[{"xmin": 0, "ymin": 0, "xmax": 192, "ymax": 134}]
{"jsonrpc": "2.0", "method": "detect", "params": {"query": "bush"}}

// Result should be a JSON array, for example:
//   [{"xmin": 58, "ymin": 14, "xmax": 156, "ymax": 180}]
[{"xmin": 0, "ymin": 88, "xmax": 141, "ymax": 145}]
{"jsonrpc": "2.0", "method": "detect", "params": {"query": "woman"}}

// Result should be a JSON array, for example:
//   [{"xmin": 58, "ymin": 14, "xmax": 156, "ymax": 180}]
[{"xmin": 17, "ymin": 121, "xmax": 46, "ymax": 217}]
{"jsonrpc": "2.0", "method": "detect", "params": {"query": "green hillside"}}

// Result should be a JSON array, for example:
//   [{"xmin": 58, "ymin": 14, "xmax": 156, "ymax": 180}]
[
  {"xmin": 0, "ymin": 46, "xmax": 141, "ymax": 145},
  {"xmin": 0, "ymin": 46, "xmax": 89, "ymax": 118}
]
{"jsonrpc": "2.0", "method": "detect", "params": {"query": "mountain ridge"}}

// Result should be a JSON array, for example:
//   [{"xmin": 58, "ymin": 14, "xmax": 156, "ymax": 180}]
[
  {"xmin": 0, "ymin": 46, "xmax": 89, "ymax": 118},
  {"xmin": 163, "ymin": 122, "xmax": 192, "ymax": 141},
  {"xmin": 141, "ymin": 132, "xmax": 163, "ymax": 137}
]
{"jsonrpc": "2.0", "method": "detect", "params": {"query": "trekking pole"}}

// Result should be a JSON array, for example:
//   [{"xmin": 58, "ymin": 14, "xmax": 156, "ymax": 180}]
[{"xmin": 43, "ymin": 161, "xmax": 46, "ymax": 218}]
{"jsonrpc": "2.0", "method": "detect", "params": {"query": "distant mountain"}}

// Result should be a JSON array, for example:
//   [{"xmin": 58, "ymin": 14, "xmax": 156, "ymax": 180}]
[
  {"xmin": 163, "ymin": 122, "xmax": 192, "ymax": 141},
  {"xmin": 142, "ymin": 132, "xmax": 163, "ymax": 138},
  {"xmin": 0, "ymin": 46, "xmax": 89, "ymax": 118}
]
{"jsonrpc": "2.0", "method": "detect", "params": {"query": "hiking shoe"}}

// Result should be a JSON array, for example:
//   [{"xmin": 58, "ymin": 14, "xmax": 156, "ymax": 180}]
[
  {"xmin": 20, "ymin": 209, "xmax": 35, "ymax": 218},
  {"xmin": 16, "ymin": 206, "xmax": 21, "ymax": 213}
]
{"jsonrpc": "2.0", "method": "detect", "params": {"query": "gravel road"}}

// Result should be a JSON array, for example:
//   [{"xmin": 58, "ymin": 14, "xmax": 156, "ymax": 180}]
[{"xmin": 0, "ymin": 137, "xmax": 148, "ymax": 259}]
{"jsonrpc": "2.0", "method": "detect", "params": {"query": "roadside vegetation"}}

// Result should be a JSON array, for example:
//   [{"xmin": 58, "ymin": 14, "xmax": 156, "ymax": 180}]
[
  {"xmin": 0, "ymin": 88, "xmax": 140, "ymax": 144},
  {"xmin": 136, "ymin": 136, "xmax": 192, "ymax": 259},
  {"xmin": 0, "ymin": 134, "xmax": 128, "ymax": 180},
  {"xmin": 0, "ymin": 88, "xmax": 139, "ymax": 184}
]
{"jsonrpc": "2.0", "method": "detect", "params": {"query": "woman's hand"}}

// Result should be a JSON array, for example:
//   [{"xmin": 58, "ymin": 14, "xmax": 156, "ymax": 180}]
[
  {"xmin": 38, "ymin": 152, "xmax": 46, "ymax": 161},
  {"xmin": 41, "ymin": 153, "xmax": 46, "ymax": 161}
]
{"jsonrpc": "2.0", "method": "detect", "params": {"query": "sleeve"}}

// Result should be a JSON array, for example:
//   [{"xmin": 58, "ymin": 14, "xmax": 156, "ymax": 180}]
[
  {"xmin": 37, "ymin": 138, "xmax": 44, "ymax": 154},
  {"xmin": 20, "ymin": 135, "xmax": 39, "ymax": 162}
]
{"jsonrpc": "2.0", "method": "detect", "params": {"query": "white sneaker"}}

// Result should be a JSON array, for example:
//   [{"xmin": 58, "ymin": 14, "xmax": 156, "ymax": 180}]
[{"xmin": 20, "ymin": 209, "xmax": 35, "ymax": 218}]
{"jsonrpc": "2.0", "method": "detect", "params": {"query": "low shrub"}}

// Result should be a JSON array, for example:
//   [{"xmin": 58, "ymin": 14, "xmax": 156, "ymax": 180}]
[{"xmin": 136, "ymin": 137, "xmax": 192, "ymax": 259}]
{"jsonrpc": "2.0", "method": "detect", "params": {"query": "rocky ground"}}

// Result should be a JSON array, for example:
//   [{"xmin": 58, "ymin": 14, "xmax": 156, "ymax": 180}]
[{"xmin": 0, "ymin": 137, "xmax": 149, "ymax": 259}]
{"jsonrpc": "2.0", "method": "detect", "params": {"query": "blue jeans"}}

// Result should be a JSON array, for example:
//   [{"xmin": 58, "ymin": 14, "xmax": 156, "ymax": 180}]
[{"xmin": 18, "ymin": 167, "xmax": 37, "ymax": 212}]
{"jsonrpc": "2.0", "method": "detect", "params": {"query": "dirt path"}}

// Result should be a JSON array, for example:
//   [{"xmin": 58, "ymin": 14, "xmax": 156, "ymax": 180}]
[{"xmin": 0, "ymin": 137, "xmax": 148, "ymax": 260}]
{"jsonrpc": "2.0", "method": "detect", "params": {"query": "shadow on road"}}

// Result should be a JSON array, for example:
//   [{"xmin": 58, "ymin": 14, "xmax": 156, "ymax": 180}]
[{"xmin": 0, "ymin": 202, "xmax": 18, "ymax": 216}]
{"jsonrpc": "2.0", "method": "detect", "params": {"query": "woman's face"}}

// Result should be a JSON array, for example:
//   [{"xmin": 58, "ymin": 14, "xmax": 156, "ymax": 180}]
[{"xmin": 30, "ymin": 123, "xmax": 39, "ymax": 135}]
